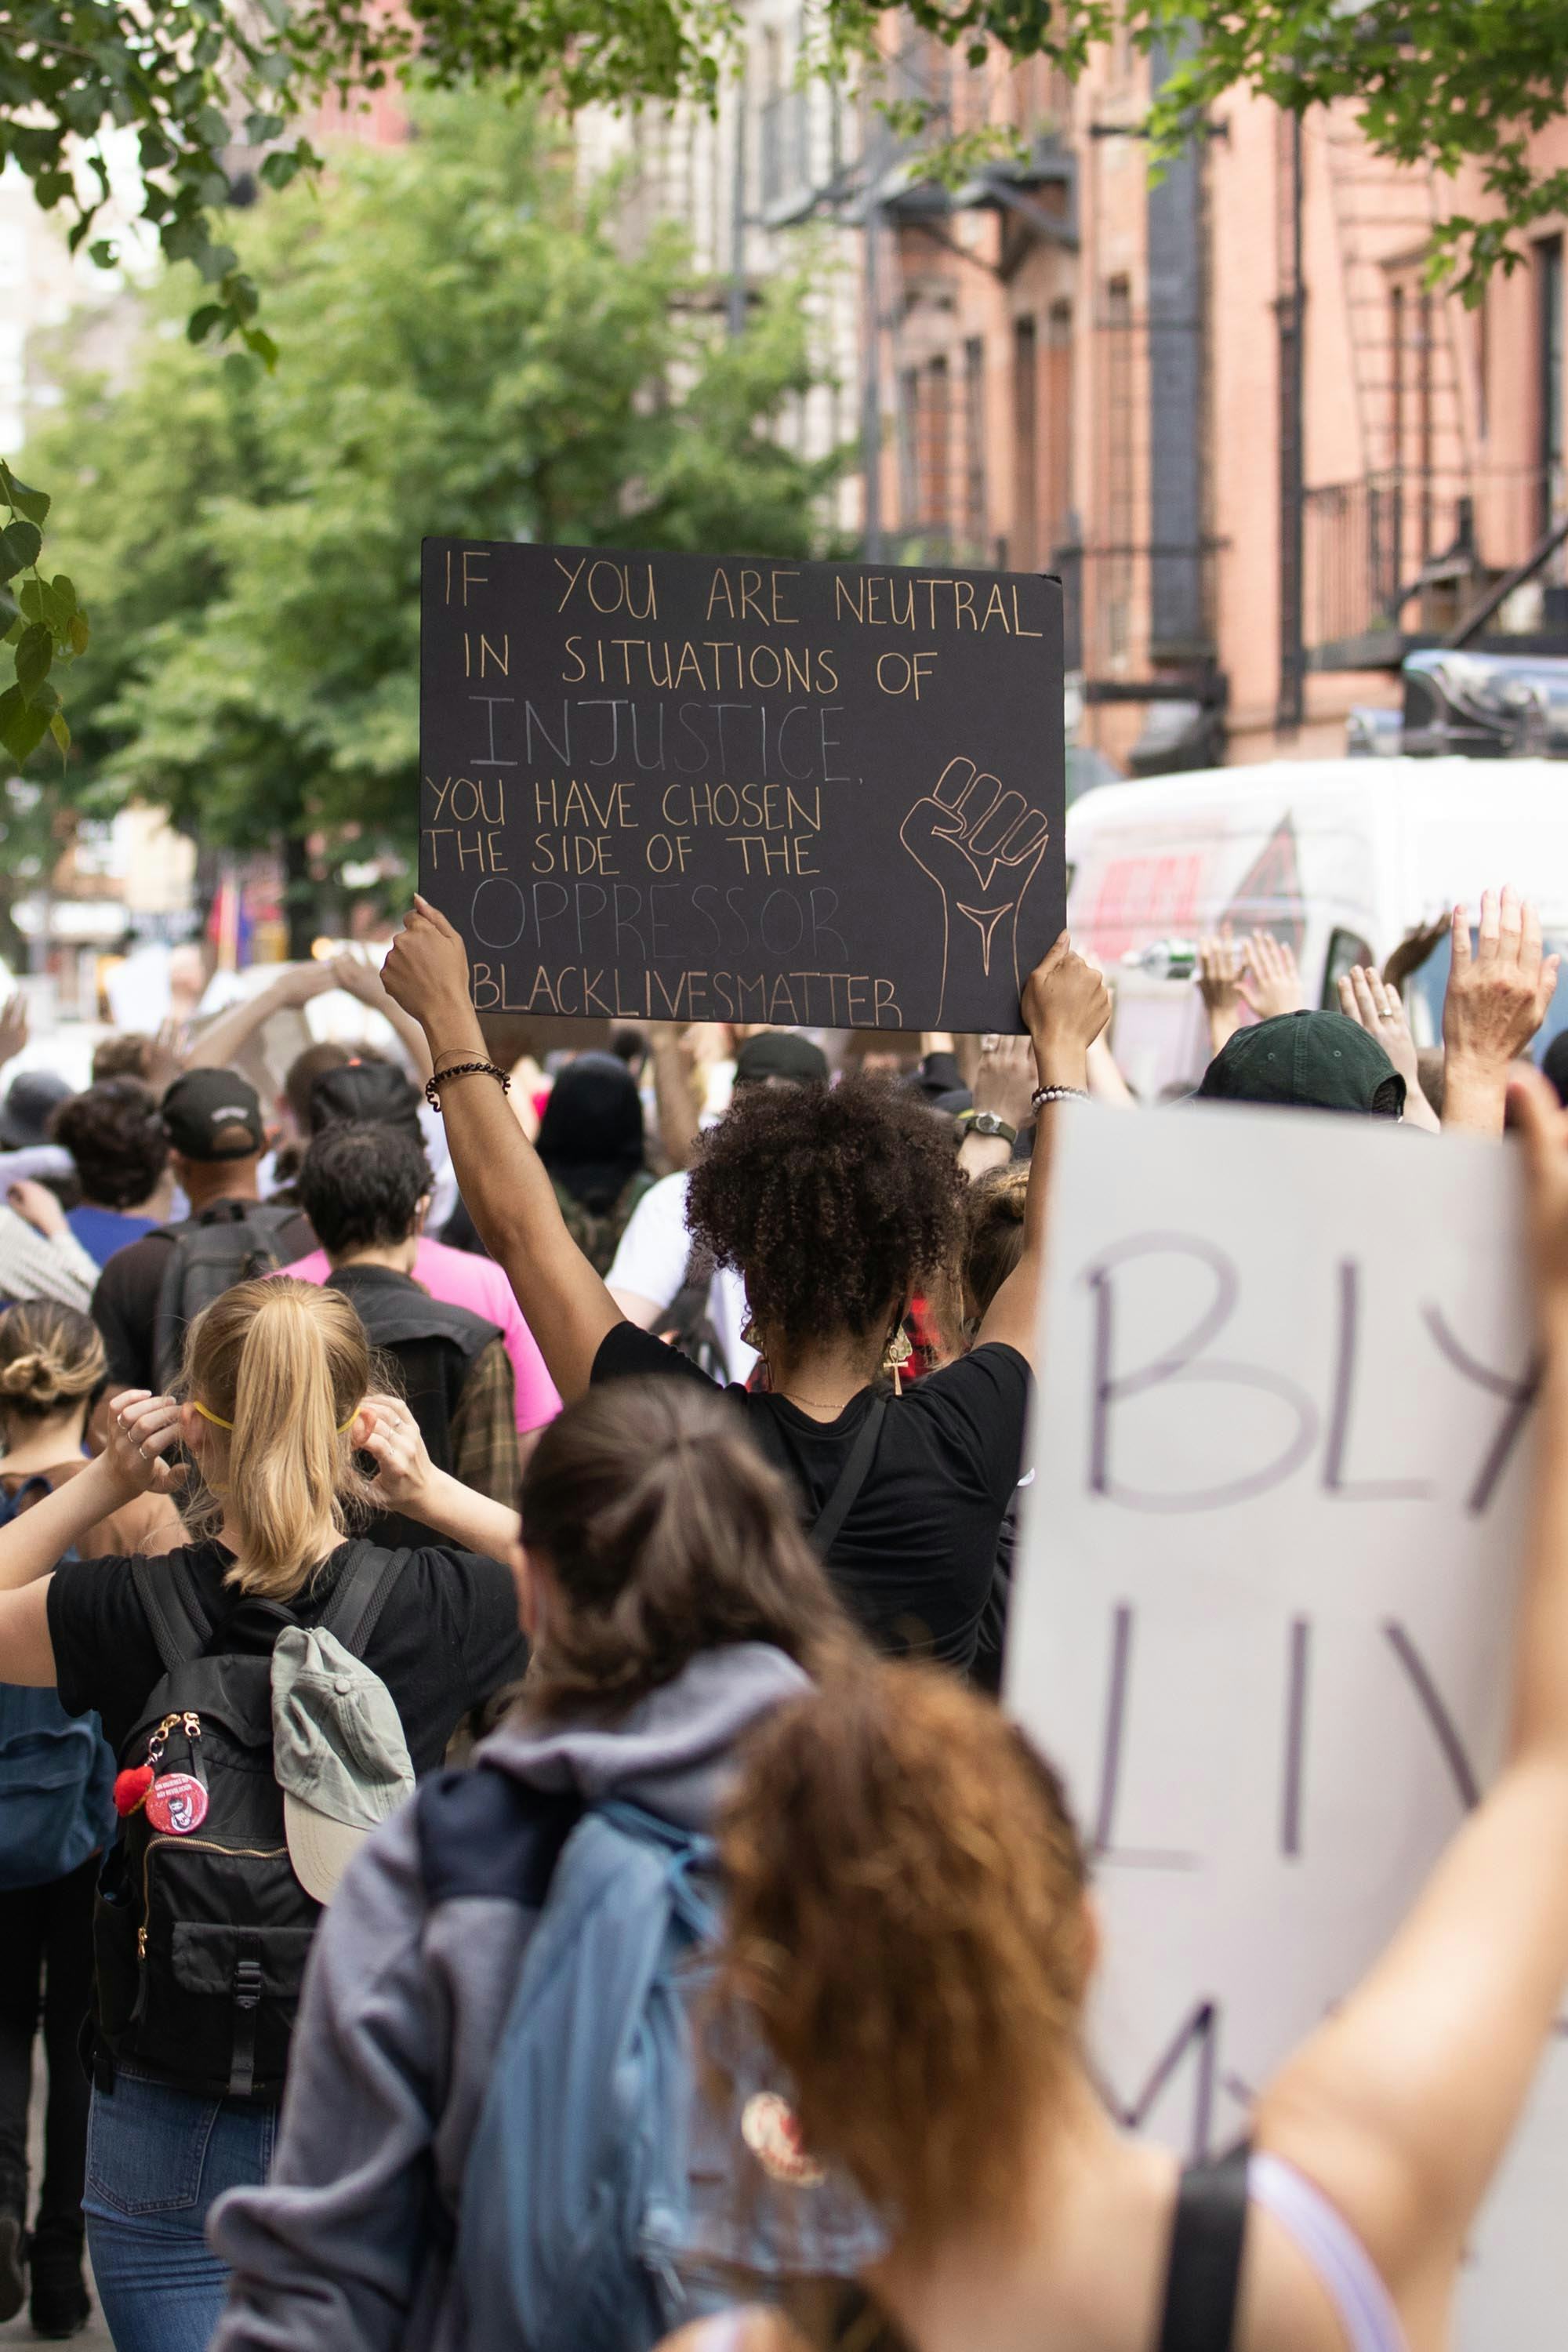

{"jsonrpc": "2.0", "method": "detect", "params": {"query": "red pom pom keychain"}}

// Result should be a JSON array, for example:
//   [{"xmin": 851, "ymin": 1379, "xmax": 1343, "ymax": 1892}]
[{"xmin": 114, "ymin": 1765, "xmax": 155, "ymax": 1817}]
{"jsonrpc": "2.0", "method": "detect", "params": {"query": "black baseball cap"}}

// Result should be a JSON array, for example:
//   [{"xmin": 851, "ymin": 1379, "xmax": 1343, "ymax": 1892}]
[
  {"xmin": 308, "ymin": 1059, "xmax": 424, "ymax": 1141},
  {"xmin": 0, "ymin": 1069, "xmax": 74, "ymax": 1149},
  {"xmin": 161, "ymin": 1069, "xmax": 267, "ymax": 1161},
  {"xmin": 1196, "ymin": 1011, "xmax": 1406, "ymax": 1117},
  {"xmin": 734, "ymin": 1032, "xmax": 829, "ymax": 1087}
]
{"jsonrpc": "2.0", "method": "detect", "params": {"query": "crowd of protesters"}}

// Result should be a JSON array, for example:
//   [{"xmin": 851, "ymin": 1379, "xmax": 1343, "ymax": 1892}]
[{"xmin": 0, "ymin": 886, "xmax": 1563, "ymax": 2351}]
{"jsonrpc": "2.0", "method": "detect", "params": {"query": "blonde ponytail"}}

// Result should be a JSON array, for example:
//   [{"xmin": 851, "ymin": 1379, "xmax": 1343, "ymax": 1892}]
[{"xmin": 184, "ymin": 1278, "xmax": 372, "ymax": 1599}]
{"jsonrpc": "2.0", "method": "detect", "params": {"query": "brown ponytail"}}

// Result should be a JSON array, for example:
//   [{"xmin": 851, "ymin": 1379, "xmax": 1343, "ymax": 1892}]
[
  {"xmin": 0, "ymin": 1301, "xmax": 105, "ymax": 1418},
  {"xmin": 517, "ymin": 1376, "xmax": 862, "ymax": 1720},
  {"xmin": 183, "ymin": 1278, "xmax": 372, "ymax": 1599},
  {"xmin": 713, "ymin": 1663, "xmax": 1091, "ymax": 2245}
]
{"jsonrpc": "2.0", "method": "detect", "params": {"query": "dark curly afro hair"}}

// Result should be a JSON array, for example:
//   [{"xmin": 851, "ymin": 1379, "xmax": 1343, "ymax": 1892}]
[{"xmin": 685, "ymin": 1073, "xmax": 966, "ymax": 1350}]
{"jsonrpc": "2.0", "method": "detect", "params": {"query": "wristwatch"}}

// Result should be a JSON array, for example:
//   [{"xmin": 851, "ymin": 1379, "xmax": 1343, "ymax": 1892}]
[{"xmin": 956, "ymin": 1109, "xmax": 1018, "ymax": 1144}]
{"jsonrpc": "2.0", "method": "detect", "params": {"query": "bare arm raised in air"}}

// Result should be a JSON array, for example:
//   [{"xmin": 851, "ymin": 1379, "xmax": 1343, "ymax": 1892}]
[
  {"xmin": 380, "ymin": 898, "xmax": 624, "ymax": 1400},
  {"xmin": 973, "ymin": 935, "xmax": 1109, "ymax": 1367},
  {"xmin": 1255, "ymin": 1068, "xmax": 1568, "ymax": 2331}
]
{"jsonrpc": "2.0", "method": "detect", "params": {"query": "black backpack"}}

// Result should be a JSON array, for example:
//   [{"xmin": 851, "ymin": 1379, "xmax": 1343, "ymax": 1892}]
[
  {"xmin": 151, "ymin": 1200, "xmax": 304, "ymax": 1390},
  {"xmin": 92, "ymin": 1542, "xmax": 406, "ymax": 2101},
  {"xmin": 654, "ymin": 1240, "xmax": 729, "ymax": 1385}
]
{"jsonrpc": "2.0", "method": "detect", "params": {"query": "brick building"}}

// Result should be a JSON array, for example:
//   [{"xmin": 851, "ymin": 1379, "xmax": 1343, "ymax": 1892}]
[{"xmin": 593, "ymin": 14, "xmax": 1568, "ymax": 772}]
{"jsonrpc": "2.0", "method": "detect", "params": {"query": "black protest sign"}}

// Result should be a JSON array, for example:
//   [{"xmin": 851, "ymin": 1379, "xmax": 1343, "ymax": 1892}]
[{"xmin": 419, "ymin": 542, "xmax": 1065, "ymax": 1033}]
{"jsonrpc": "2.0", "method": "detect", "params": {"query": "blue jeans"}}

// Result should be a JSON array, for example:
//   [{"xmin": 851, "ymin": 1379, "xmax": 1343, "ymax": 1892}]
[{"xmin": 83, "ymin": 2069, "xmax": 275, "ymax": 2352}]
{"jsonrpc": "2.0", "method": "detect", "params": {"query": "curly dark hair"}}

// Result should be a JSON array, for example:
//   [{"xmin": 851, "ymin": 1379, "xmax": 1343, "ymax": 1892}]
[
  {"xmin": 684, "ymin": 1072, "xmax": 967, "ymax": 1348},
  {"xmin": 296, "ymin": 1120, "xmax": 432, "ymax": 1258},
  {"xmin": 51, "ymin": 1079, "xmax": 169, "ymax": 1210}
]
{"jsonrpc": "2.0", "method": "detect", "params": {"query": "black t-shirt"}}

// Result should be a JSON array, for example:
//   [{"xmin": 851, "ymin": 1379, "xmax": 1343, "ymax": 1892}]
[
  {"xmin": 47, "ymin": 1538, "xmax": 526, "ymax": 1773},
  {"xmin": 592, "ymin": 1322, "xmax": 1031, "ymax": 1669},
  {"xmin": 91, "ymin": 1202, "xmax": 313, "ymax": 1392}
]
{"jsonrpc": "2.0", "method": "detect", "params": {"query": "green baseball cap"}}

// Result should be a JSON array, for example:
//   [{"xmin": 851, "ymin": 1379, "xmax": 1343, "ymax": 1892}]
[
  {"xmin": 270, "ymin": 1624, "xmax": 415, "ymax": 1904},
  {"xmin": 1196, "ymin": 1011, "xmax": 1406, "ymax": 1117}
]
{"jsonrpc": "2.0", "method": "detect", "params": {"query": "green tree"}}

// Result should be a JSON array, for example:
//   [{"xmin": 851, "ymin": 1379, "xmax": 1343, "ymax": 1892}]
[
  {"xmin": 7, "ymin": 0, "xmax": 1566, "ymax": 744},
  {"xmin": 16, "ymin": 96, "xmax": 840, "ymax": 946}
]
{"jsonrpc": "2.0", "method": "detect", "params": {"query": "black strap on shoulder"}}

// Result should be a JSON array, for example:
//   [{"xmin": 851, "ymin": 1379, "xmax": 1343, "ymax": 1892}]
[
  {"xmin": 808, "ymin": 1395, "xmax": 887, "ymax": 1558},
  {"xmin": 131, "ymin": 1552, "xmax": 215, "ymax": 1674},
  {"xmin": 1156, "ymin": 2140, "xmax": 1251, "ymax": 2352},
  {"xmin": 320, "ymin": 1542, "xmax": 412, "ymax": 1658}
]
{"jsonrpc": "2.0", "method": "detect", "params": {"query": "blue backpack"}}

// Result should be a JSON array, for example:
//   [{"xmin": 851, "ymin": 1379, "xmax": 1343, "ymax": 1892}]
[
  {"xmin": 454, "ymin": 1796, "xmax": 717, "ymax": 2350},
  {"xmin": 417, "ymin": 1767, "xmax": 884, "ymax": 2352},
  {"xmin": 0, "ymin": 1475, "xmax": 115, "ymax": 1893}
]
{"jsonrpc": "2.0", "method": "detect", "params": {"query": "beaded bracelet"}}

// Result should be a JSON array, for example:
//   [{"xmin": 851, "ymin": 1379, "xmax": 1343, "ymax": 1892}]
[
  {"xmin": 424, "ymin": 1060, "xmax": 511, "ymax": 1113},
  {"xmin": 1030, "ymin": 1083, "xmax": 1090, "ymax": 1110}
]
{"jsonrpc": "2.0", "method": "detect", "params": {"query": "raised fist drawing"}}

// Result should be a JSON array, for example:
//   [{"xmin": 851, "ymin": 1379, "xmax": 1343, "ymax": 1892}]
[{"xmin": 899, "ymin": 757, "xmax": 1052, "ymax": 1025}]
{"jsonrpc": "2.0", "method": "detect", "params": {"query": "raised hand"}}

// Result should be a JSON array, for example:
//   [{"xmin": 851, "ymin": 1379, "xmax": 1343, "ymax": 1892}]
[
  {"xmin": 900, "ymin": 757, "xmax": 1052, "ymax": 1023},
  {"xmin": 1195, "ymin": 933, "xmax": 1243, "ymax": 1055},
  {"xmin": 1238, "ymin": 931, "xmax": 1306, "ymax": 1022},
  {"xmin": 971, "ymin": 1032, "xmax": 1038, "ymax": 1129},
  {"xmin": 1443, "ymin": 887, "xmax": 1561, "ymax": 1134},
  {"xmin": 1022, "ymin": 931, "xmax": 1111, "ymax": 1093},
  {"xmin": 381, "ymin": 896, "xmax": 481, "ymax": 1056},
  {"xmin": 1337, "ymin": 966, "xmax": 1439, "ymax": 1133}
]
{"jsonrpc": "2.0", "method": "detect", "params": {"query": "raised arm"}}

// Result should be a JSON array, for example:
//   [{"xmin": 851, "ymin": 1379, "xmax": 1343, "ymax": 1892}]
[
  {"xmin": 1258, "ymin": 1067, "xmax": 1568, "ymax": 2318},
  {"xmin": 380, "ymin": 899, "xmax": 624, "ymax": 1399},
  {"xmin": 185, "ymin": 964, "xmax": 333, "ymax": 1072},
  {"xmin": 973, "ymin": 935, "xmax": 1109, "ymax": 1367}
]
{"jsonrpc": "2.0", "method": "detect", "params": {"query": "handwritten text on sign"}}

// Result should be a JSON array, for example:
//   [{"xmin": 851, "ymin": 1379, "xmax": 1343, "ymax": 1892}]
[
  {"xmin": 1008, "ymin": 1102, "xmax": 1559, "ymax": 2348},
  {"xmin": 418, "ymin": 543, "xmax": 1065, "ymax": 1032}
]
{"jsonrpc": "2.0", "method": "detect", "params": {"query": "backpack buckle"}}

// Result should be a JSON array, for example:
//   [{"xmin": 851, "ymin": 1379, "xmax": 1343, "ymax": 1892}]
[{"xmin": 233, "ymin": 1958, "xmax": 263, "ymax": 2012}]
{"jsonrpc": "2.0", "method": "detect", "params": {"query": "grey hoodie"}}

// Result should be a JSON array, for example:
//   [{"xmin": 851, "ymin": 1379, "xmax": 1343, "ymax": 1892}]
[{"xmin": 208, "ymin": 1642, "xmax": 811, "ymax": 2352}]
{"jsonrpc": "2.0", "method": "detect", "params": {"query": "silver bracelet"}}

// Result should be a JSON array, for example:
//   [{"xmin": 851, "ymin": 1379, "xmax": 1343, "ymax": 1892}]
[{"xmin": 1030, "ymin": 1083, "xmax": 1089, "ymax": 1109}]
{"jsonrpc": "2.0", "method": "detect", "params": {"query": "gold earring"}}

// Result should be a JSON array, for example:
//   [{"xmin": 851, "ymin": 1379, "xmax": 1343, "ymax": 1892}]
[
  {"xmin": 883, "ymin": 1323, "xmax": 913, "ymax": 1395},
  {"xmin": 742, "ymin": 1317, "xmax": 762, "ymax": 1352}
]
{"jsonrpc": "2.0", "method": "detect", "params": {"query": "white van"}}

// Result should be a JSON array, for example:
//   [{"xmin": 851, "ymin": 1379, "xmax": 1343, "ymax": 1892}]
[{"xmin": 1065, "ymin": 757, "xmax": 1568, "ymax": 1100}]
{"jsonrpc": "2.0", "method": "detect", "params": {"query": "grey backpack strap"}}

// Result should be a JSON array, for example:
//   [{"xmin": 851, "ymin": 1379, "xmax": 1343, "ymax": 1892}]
[
  {"xmin": 809, "ymin": 1396, "xmax": 887, "ymax": 1558},
  {"xmin": 1156, "ymin": 2141, "xmax": 1251, "ymax": 2352},
  {"xmin": 320, "ymin": 1543, "xmax": 412, "ymax": 1659},
  {"xmin": 131, "ymin": 1553, "xmax": 214, "ymax": 1673}
]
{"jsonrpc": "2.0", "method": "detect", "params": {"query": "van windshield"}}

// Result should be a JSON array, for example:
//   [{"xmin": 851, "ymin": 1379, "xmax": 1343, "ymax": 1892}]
[{"xmin": 1409, "ymin": 932, "xmax": 1568, "ymax": 1062}]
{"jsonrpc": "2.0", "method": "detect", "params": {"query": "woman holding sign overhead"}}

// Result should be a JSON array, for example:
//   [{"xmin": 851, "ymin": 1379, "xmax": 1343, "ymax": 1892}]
[
  {"xmin": 661, "ymin": 1067, "xmax": 1568, "ymax": 2352},
  {"xmin": 383, "ymin": 896, "xmax": 1110, "ymax": 1672}
]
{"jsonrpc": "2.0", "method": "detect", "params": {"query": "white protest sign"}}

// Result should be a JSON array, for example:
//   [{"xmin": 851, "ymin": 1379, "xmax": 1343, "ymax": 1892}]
[{"xmin": 1008, "ymin": 1100, "xmax": 1566, "ymax": 2343}]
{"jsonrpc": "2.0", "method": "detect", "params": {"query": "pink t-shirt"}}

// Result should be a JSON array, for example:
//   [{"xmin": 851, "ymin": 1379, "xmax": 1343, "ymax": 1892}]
[{"xmin": 279, "ymin": 1238, "xmax": 561, "ymax": 1435}]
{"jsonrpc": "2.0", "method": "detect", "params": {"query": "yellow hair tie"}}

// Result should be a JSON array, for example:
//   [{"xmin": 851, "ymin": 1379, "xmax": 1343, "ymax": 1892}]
[{"xmin": 193, "ymin": 1401, "xmax": 361, "ymax": 1435}]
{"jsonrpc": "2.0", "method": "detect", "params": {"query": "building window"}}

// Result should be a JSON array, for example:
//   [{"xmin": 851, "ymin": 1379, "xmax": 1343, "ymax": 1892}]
[
  {"xmin": 963, "ymin": 336, "xmax": 987, "ymax": 557},
  {"xmin": 924, "ymin": 354, "xmax": 951, "ymax": 536},
  {"xmin": 1102, "ymin": 275, "xmax": 1134, "ymax": 662},
  {"xmin": 1538, "ymin": 235, "xmax": 1563, "ymax": 535},
  {"xmin": 1044, "ymin": 298, "xmax": 1073, "ymax": 558},
  {"xmin": 898, "ymin": 366, "xmax": 920, "ymax": 530},
  {"xmin": 1012, "ymin": 316, "xmax": 1039, "ymax": 571}
]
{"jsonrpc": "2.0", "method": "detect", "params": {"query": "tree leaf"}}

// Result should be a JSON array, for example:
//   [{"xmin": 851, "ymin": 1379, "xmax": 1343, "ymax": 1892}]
[
  {"xmin": 0, "ymin": 687, "xmax": 49, "ymax": 765},
  {"xmin": 49, "ymin": 712, "xmax": 71, "ymax": 757},
  {"xmin": 67, "ymin": 614, "xmax": 91, "ymax": 657},
  {"xmin": 0, "ymin": 466, "xmax": 50, "ymax": 526},
  {"xmin": 0, "ymin": 521, "xmax": 42, "ymax": 583},
  {"xmin": 15, "ymin": 624, "xmax": 53, "ymax": 705},
  {"xmin": 49, "ymin": 575, "xmax": 77, "ymax": 615},
  {"xmin": 187, "ymin": 303, "xmax": 228, "ymax": 344}
]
